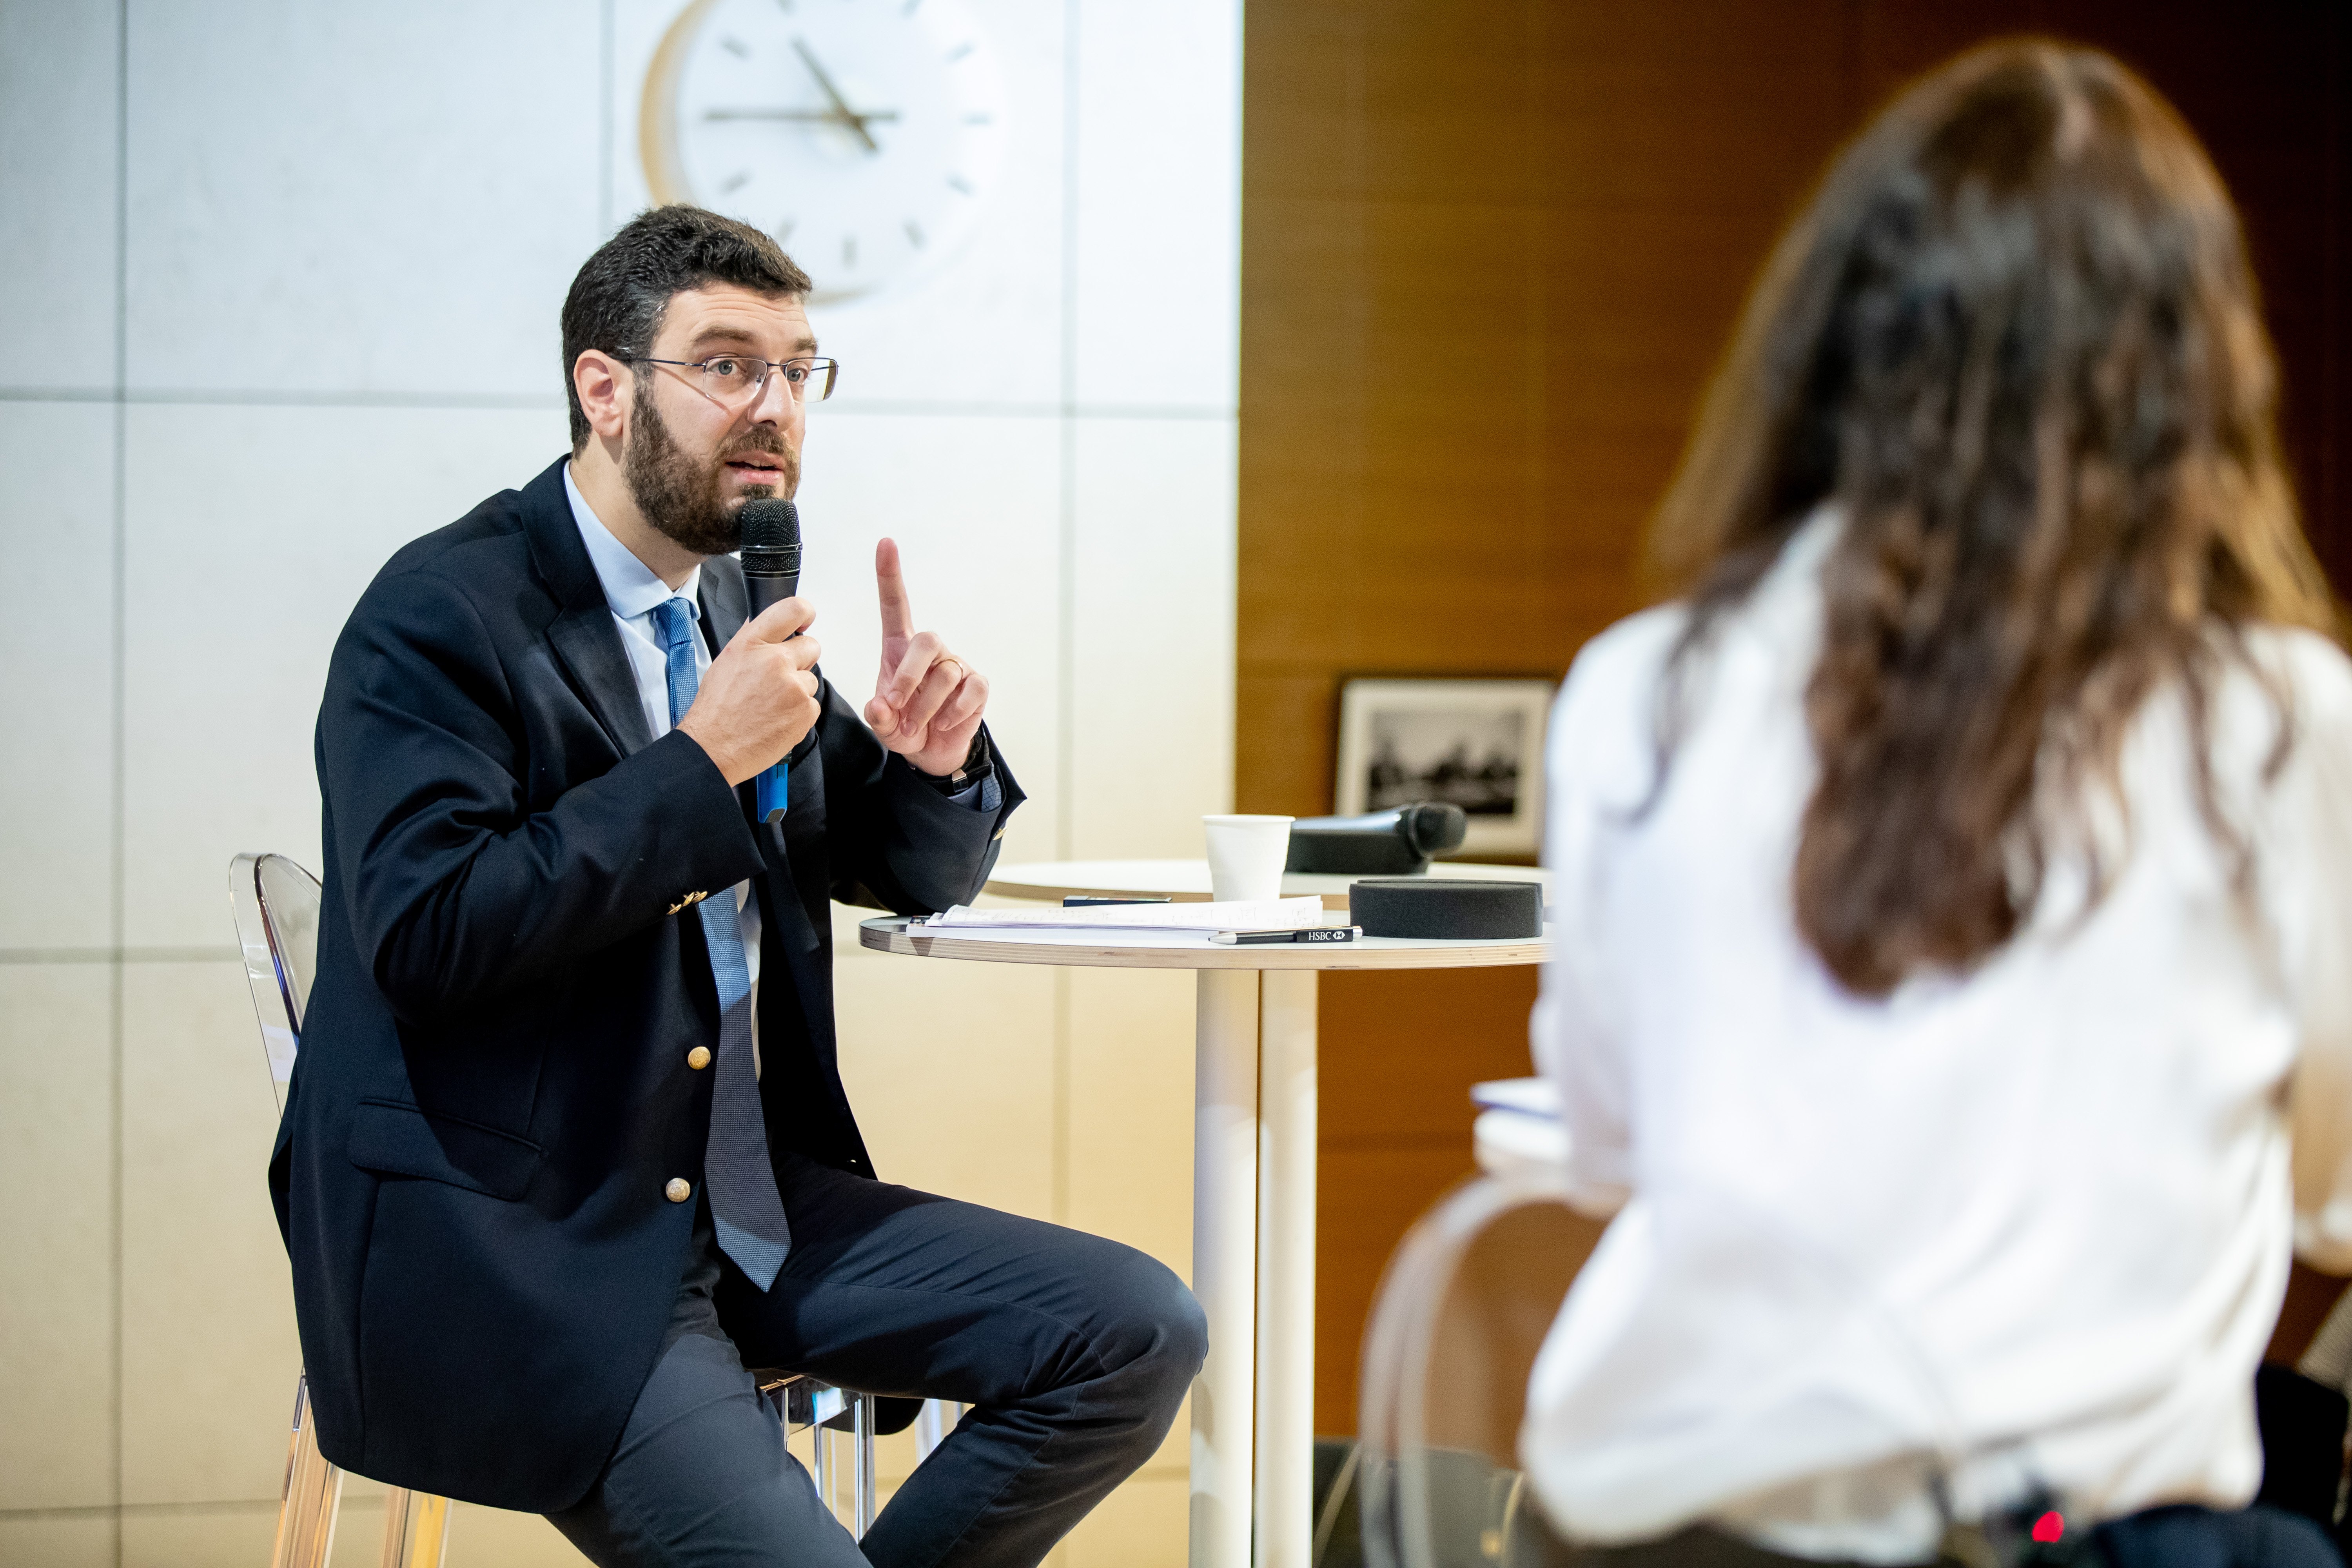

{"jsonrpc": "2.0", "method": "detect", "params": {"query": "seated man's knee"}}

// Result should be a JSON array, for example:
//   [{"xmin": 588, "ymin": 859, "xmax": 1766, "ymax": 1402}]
[
  {"xmin": 1164, "ymin": 1273, "xmax": 1209, "ymax": 1385},
  {"xmin": 1094, "ymin": 1246, "xmax": 1208, "ymax": 1414}
]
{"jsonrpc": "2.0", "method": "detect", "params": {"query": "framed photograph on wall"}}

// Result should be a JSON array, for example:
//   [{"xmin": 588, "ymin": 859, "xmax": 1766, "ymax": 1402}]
[{"xmin": 1334, "ymin": 677, "xmax": 1557, "ymax": 858}]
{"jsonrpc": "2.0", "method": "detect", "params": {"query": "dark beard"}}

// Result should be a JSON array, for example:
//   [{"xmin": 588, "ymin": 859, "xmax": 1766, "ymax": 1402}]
[{"xmin": 622, "ymin": 381, "xmax": 796, "ymax": 556}]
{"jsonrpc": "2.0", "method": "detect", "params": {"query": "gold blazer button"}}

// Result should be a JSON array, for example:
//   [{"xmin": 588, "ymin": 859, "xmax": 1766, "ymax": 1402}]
[
  {"xmin": 686, "ymin": 1046, "xmax": 712, "ymax": 1071},
  {"xmin": 664, "ymin": 1178, "xmax": 692, "ymax": 1203}
]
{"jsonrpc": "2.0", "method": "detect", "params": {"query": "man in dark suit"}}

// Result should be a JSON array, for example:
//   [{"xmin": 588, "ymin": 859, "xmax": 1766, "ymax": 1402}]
[{"xmin": 273, "ymin": 206, "xmax": 1205, "ymax": 1567}]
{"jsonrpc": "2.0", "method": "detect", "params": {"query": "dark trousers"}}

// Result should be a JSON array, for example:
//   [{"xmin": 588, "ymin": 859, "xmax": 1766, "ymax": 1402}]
[{"xmin": 547, "ymin": 1154, "xmax": 1208, "ymax": 1568}]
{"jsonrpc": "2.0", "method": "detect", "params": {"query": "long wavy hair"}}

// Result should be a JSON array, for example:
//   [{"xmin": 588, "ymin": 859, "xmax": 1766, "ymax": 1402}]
[{"xmin": 1647, "ymin": 40, "xmax": 2339, "ymax": 997}]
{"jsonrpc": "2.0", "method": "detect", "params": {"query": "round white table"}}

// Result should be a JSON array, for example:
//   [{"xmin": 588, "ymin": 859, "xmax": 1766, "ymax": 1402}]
[
  {"xmin": 982, "ymin": 856, "xmax": 1549, "ymax": 912},
  {"xmin": 861, "ymin": 859, "xmax": 1548, "ymax": 1568}
]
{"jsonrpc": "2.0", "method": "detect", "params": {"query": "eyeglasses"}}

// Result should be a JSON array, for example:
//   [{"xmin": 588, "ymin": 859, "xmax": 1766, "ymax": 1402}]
[{"xmin": 622, "ymin": 354, "xmax": 840, "ymax": 407}]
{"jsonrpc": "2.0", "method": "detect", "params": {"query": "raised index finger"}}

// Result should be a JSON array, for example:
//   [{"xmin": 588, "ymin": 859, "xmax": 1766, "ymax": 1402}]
[{"xmin": 875, "ymin": 537, "xmax": 914, "ymax": 641}]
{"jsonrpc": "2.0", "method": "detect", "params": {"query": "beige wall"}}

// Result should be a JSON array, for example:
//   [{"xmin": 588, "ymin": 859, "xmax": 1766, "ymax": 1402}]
[{"xmin": 0, "ymin": 0, "xmax": 1237, "ymax": 1563}]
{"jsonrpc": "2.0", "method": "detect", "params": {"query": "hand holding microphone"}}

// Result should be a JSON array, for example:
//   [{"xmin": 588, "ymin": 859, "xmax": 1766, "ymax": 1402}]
[
  {"xmin": 674, "ymin": 547, "xmax": 822, "ymax": 791},
  {"xmin": 737, "ymin": 500, "xmax": 804, "ymax": 819}
]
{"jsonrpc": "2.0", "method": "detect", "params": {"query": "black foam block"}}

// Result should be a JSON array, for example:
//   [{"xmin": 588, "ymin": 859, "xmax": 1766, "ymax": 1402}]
[{"xmin": 1348, "ymin": 878, "xmax": 1543, "ymax": 940}]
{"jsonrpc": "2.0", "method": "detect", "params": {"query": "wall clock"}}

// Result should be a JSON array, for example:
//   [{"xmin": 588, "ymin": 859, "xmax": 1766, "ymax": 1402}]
[{"xmin": 641, "ymin": 0, "xmax": 1006, "ymax": 304}]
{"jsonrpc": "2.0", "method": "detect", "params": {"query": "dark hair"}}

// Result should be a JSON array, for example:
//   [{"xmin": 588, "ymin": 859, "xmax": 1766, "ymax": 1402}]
[
  {"xmin": 560, "ymin": 205, "xmax": 813, "ymax": 448},
  {"xmin": 1645, "ymin": 40, "xmax": 2338, "ymax": 996}
]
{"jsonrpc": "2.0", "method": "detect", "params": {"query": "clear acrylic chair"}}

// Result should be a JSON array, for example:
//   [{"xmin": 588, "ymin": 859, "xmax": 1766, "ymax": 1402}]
[
  {"xmin": 1351, "ymin": 1167, "xmax": 1608, "ymax": 1568},
  {"xmin": 230, "ymin": 853, "xmax": 951, "ymax": 1560},
  {"xmin": 760, "ymin": 1375, "xmax": 969, "ymax": 1535},
  {"xmin": 232, "ymin": 852, "xmax": 449, "ymax": 1568}
]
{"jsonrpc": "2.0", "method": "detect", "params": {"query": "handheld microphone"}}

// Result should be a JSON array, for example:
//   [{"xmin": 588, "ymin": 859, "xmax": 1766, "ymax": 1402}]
[
  {"xmin": 1283, "ymin": 802, "xmax": 1469, "ymax": 875},
  {"xmin": 738, "ymin": 498, "xmax": 802, "ymax": 824}
]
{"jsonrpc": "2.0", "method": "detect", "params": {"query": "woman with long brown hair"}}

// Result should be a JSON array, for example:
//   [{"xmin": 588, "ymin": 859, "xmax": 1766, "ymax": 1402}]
[{"xmin": 1523, "ymin": 39, "xmax": 2352, "ymax": 1564}]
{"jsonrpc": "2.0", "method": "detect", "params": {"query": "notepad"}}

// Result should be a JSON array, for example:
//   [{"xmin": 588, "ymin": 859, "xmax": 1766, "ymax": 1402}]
[{"xmin": 919, "ymin": 896, "xmax": 1325, "ymax": 932}]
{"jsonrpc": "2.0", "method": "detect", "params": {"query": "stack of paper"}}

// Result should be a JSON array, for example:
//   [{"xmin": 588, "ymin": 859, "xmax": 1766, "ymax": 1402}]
[{"xmin": 919, "ymin": 897, "xmax": 1325, "ymax": 932}]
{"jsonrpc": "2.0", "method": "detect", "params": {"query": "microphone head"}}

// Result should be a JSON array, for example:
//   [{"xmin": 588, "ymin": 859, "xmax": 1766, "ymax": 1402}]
[
  {"xmin": 739, "ymin": 498, "xmax": 801, "ymax": 579},
  {"xmin": 739, "ymin": 498, "xmax": 799, "ymax": 552},
  {"xmin": 1402, "ymin": 802, "xmax": 1469, "ymax": 855}
]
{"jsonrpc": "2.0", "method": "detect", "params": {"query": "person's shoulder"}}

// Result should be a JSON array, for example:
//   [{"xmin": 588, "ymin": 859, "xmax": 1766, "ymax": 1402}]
[
  {"xmin": 1545, "ymin": 603, "xmax": 1690, "ymax": 792},
  {"xmin": 371, "ymin": 487, "xmax": 532, "ymax": 592},
  {"xmin": 1559, "ymin": 603, "xmax": 1690, "ymax": 715},
  {"xmin": 354, "ymin": 461, "xmax": 572, "ymax": 622},
  {"xmin": 2233, "ymin": 626, "xmax": 2352, "ymax": 895},
  {"xmin": 2194, "ymin": 625, "xmax": 2352, "ymax": 826},
  {"xmin": 2247, "ymin": 624, "xmax": 2352, "ymax": 721},
  {"xmin": 336, "ymin": 468, "xmax": 569, "ymax": 660}
]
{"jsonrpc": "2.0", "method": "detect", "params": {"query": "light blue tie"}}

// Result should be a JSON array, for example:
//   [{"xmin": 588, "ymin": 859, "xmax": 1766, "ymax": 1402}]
[{"xmin": 652, "ymin": 597, "xmax": 791, "ymax": 1290}]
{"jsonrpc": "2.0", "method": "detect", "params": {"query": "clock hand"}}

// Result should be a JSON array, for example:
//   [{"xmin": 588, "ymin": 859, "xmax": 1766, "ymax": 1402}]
[
  {"xmin": 790, "ymin": 37, "xmax": 882, "ymax": 153},
  {"xmin": 706, "ymin": 108, "xmax": 902, "ymax": 125}
]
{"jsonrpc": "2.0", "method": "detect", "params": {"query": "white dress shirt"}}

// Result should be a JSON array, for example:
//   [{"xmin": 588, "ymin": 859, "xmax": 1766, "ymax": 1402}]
[
  {"xmin": 563, "ymin": 465, "xmax": 764, "ymax": 1029},
  {"xmin": 1523, "ymin": 509, "xmax": 2352, "ymax": 1560}
]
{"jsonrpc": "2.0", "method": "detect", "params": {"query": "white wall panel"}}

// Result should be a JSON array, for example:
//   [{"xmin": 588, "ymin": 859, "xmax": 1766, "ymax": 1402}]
[
  {"xmin": 1071, "ymin": 0, "xmax": 1241, "ymax": 411},
  {"xmin": 0, "ymin": 1514, "xmax": 113, "ymax": 1568},
  {"xmin": 1068, "ymin": 416, "xmax": 1235, "ymax": 859},
  {"xmin": 118, "ymin": 1507, "xmax": 276, "ymax": 1568},
  {"xmin": 115, "ymin": 1490, "xmax": 583, "ymax": 1568},
  {"xmin": 0, "ymin": 0, "xmax": 119, "ymax": 391},
  {"xmin": 0, "ymin": 402, "xmax": 116, "ymax": 949},
  {"xmin": 833, "ymin": 902, "xmax": 1060, "ymax": 1221},
  {"xmin": 0, "ymin": 965, "xmax": 115, "ymax": 1511},
  {"xmin": 119, "ymin": 404, "xmax": 569, "ymax": 946},
  {"xmin": 791, "ymin": 408, "xmax": 1066, "ymax": 862},
  {"xmin": 392, "ymin": 1505, "xmax": 586, "ymax": 1568},
  {"xmin": 123, "ymin": 0, "xmax": 601, "ymax": 397},
  {"xmin": 1065, "ymin": 1472, "xmax": 1192, "ymax": 1566},
  {"xmin": 1065, "ymin": 966, "xmax": 1196, "ymax": 1270},
  {"xmin": 118, "ymin": 960, "xmax": 295, "ymax": 1506},
  {"xmin": 802, "ymin": 0, "xmax": 1069, "ymax": 412}
]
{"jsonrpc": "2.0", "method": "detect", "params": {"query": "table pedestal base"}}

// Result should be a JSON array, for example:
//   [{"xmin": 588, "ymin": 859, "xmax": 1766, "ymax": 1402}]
[
  {"xmin": 1191, "ymin": 970, "xmax": 1258, "ymax": 1568},
  {"xmin": 857, "ymin": 907, "xmax": 1544, "ymax": 1568},
  {"xmin": 1257, "ymin": 970, "xmax": 1318, "ymax": 1568},
  {"xmin": 1189, "ymin": 969, "xmax": 1319, "ymax": 1568}
]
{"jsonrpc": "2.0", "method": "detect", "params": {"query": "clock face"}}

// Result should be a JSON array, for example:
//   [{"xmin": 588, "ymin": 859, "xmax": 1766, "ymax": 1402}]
[{"xmin": 641, "ymin": 0, "xmax": 1006, "ymax": 304}]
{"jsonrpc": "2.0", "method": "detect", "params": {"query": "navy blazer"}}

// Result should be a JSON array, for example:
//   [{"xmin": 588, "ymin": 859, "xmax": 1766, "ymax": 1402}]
[{"xmin": 270, "ymin": 457, "xmax": 1021, "ymax": 1511}]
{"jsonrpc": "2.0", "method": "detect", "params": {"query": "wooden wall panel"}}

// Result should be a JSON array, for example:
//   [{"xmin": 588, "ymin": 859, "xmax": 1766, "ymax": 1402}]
[{"xmin": 1241, "ymin": 0, "xmax": 2352, "ymax": 1435}]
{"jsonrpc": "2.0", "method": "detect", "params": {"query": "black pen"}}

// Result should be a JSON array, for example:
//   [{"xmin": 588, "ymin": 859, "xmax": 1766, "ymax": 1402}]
[
  {"xmin": 1063, "ymin": 896, "xmax": 1175, "ymax": 907},
  {"xmin": 1210, "ymin": 926, "xmax": 1362, "ymax": 946}
]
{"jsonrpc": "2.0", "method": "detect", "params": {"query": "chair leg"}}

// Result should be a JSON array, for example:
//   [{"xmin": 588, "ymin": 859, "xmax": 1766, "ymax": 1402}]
[
  {"xmin": 852, "ymin": 1393, "xmax": 876, "ymax": 1538},
  {"xmin": 812, "ymin": 1404, "xmax": 838, "ymax": 1519},
  {"xmin": 379, "ymin": 1487, "xmax": 451, "ymax": 1568},
  {"xmin": 775, "ymin": 1377, "xmax": 878, "ymax": 1539},
  {"xmin": 270, "ymin": 1372, "xmax": 345, "ymax": 1568}
]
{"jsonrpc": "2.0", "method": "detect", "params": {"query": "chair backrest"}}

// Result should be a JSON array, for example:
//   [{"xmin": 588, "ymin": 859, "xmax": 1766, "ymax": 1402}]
[
  {"xmin": 1353, "ymin": 1171, "xmax": 1607, "ymax": 1568},
  {"xmin": 229, "ymin": 853, "xmax": 324, "ymax": 1111}
]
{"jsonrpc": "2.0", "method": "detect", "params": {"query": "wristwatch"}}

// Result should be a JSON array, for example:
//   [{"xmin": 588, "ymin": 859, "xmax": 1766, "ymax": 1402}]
[{"xmin": 920, "ymin": 731, "xmax": 993, "ymax": 795}]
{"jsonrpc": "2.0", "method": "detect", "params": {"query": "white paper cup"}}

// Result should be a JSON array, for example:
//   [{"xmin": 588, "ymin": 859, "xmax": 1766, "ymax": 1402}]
[{"xmin": 1203, "ymin": 814, "xmax": 1295, "ymax": 903}]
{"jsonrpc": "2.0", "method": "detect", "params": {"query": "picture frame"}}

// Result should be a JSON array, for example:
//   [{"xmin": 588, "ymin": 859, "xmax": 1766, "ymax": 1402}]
[{"xmin": 1334, "ymin": 677, "xmax": 1556, "ymax": 858}]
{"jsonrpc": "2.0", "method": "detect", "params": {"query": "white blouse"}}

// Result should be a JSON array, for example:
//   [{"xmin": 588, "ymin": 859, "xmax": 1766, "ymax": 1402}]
[{"xmin": 1522, "ymin": 512, "xmax": 2352, "ymax": 1562}]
